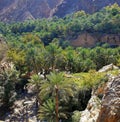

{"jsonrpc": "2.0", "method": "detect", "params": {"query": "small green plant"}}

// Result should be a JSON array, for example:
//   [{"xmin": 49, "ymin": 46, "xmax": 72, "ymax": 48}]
[{"xmin": 72, "ymin": 110, "xmax": 81, "ymax": 122}]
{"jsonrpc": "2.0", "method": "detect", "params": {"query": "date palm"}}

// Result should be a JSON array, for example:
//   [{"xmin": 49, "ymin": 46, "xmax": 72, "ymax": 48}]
[
  {"xmin": 38, "ymin": 99, "xmax": 67, "ymax": 122},
  {"xmin": 39, "ymin": 72, "xmax": 74, "ymax": 122},
  {"xmin": 29, "ymin": 74, "xmax": 44, "ymax": 105}
]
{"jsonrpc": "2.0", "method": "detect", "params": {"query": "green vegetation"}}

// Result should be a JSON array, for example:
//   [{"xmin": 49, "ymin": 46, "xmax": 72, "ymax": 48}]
[
  {"xmin": 0, "ymin": 63, "xmax": 19, "ymax": 110},
  {"xmin": 0, "ymin": 4, "xmax": 120, "ymax": 45},
  {"xmin": 7, "ymin": 38, "xmax": 120, "ymax": 73},
  {"xmin": 72, "ymin": 111, "xmax": 81, "ymax": 122},
  {"xmin": 38, "ymin": 72, "xmax": 74, "ymax": 121},
  {"xmin": 0, "ymin": 4, "xmax": 120, "ymax": 122}
]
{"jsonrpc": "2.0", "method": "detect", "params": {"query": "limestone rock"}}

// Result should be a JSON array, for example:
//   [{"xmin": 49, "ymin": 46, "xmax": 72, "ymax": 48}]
[
  {"xmin": 97, "ymin": 76, "xmax": 120, "ymax": 122},
  {"xmin": 98, "ymin": 64, "xmax": 119, "ymax": 72},
  {"xmin": 79, "ymin": 95, "xmax": 101, "ymax": 122},
  {"xmin": 4, "ymin": 92, "xmax": 38, "ymax": 122}
]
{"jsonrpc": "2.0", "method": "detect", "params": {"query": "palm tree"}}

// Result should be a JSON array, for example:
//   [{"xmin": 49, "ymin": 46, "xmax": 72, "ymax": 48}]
[
  {"xmin": 39, "ymin": 99, "xmax": 56, "ymax": 122},
  {"xmin": 29, "ymin": 74, "xmax": 44, "ymax": 107},
  {"xmin": 0, "ymin": 62, "xmax": 19, "ymax": 109},
  {"xmin": 38, "ymin": 99, "xmax": 67, "ymax": 122},
  {"xmin": 46, "ymin": 41, "xmax": 62, "ymax": 70},
  {"xmin": 39, "ymin": 72, "xmax": 74, "ymax": 122}
]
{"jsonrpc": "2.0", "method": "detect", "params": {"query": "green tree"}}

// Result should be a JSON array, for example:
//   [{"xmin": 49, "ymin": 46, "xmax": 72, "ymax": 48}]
[
  {"xmin": 0, "ymin": 39, "xmax": 8, "ymax": 62},
  {"xmin": 39, "ymin": 72, "xmax": 74, "ymax": 122},
  {"xmin": 39, "ymin": 99, "xmax": 67, "ymax": 122},
  {"xmin": 46, "ymin": 40, "xmax": 62, "ymax": 70},
  {"xmin": 29, "ymin": 74, "xmax": 44, "ymax": 105},
  {"xmin": 0, "ymin": 62, "xmax": 19, "ymax": 109},
  {"xmin": 7, "ymin": 48, "xmax": 26, "ymax": 75}
]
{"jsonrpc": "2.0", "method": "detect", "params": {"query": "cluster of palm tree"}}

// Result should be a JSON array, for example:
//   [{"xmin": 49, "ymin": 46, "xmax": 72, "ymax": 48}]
[
  {"xmin": 29, "ymin": 68, "xmax": 107, "ymax": 122},
  {"xmin": 7, "ymin": 34, "xmax": 120, "ymax": 77},
  {"xmin": 29, "ymin": 71, "xmax": 76, "ymax": 122}
]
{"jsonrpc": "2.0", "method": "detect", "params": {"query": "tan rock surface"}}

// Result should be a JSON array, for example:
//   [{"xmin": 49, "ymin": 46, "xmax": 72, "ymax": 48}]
[{"xmin": 97, "ymin": 76, "xmax": 120, "ymax": 122}]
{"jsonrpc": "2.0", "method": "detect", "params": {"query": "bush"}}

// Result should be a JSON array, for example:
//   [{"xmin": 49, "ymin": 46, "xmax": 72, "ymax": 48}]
[{"xmin": 72, "ymin": 110, "xmax": 81, "ymax": 122}]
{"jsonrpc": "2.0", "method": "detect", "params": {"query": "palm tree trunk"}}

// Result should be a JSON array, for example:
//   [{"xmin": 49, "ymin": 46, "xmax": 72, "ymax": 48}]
[{"xmin": 55, "ymin": 86, "xmax": 59, "ymax": 122}]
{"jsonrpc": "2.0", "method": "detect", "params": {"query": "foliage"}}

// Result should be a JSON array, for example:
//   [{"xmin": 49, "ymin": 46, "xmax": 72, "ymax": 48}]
[
  {"xmin": 72, "ymin": 70, "xmax": 105, "ymax": 89},
  {"xmin": 72, "ymin": 110, "xmax": 81, "ymax": 122},
  {"xmin": 0, "ymin": 4, "xmax": 120, "ymax": 45},
  {"xmin": 38, "ymin": 99, "xmax": 56, "ymax": 121},
  {"xmin": 40, "ymin": 72, "xmax": 74, "ymax": 101},
  {"xmin": 1, "ymin": 4, "xmax": 120, "ymax": 73},
  {"xmin": 39, "ymin": 72, "xmax": 75, "ymax": 121},
  {"xmin": 0, "ymin": 63, "xmax": 19, "ymax": 108},
  {"xmin": 0, "ymin": 3, "xmax": 120, "ymax": 121},
  {"xmin": 0, "ymin": 41, "xmax": 8, "ymax": 62},
  {"xmin": 38, "ymin": 99, "xmax": 67, "ymax": 122},
  {"xmin": 29, "ymin": 74, "xmax": 43, "ymax": 92}
]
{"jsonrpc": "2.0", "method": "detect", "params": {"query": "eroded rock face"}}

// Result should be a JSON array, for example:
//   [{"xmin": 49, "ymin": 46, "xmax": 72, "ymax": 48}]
[
  {"xmin": 97, "ymin": 76, "xmax": 120, "ymax": 122},
  {"xmin": 79, "ymin": 71, "xmax": 120, "ymax": 122},
  {"xmin": 4, "ymin": 88, "xmax": 38, "ymax": 122},
  {"xmin": 52, "ymin": 0, "xmax": 120, "ymax": 17},
  {"xmin": 79, "ymin": 95, "xmax": 101, "ymax": 122},
  {"xmin": 98, "ymin": 64, "xmax": 119, "ymax": 73},
  {"xmin": 0, "ymin": 0, "xmax": 120, "ymax": 22},
  {"xmin": 0, "ymin": 0, "xmax": 62, "ymax": 22},
  {"xmin": 70, "ymin": 33, "xmax": 120, "ymax": 47}
]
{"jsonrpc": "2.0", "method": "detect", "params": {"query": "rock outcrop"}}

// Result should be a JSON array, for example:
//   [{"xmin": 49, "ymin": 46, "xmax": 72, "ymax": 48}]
[
  {"xmin": 4, "ymin": 87, "xmax": 38, "ymax": 122},
  {"xmin": 0, "ymin": 0, "xmax": 62, "ymax": 22},
  {"xmin": 97, "ymin": 76, "xmax": 120, "ymax": 122},
  {"xmin": 53, "ymin": 0, "xmax": 120, "ymax": 17},
  {"xmin": 0, "ymin": 0, "xmax": 120, "ymax": 22},
  {"xmin": 98, "ymin": 64, "xmax": 119, "ymax": 73},
  {"xmin": 79, "ymin": 66, "xmax": 120, "ymax": 122},
  {"xmin": 71, "ymin": 33, "xmax": 120, "ymax": 47},
  {"xmin": 79, "ymin": 95, "xmax": 101, "ymax": 122}
]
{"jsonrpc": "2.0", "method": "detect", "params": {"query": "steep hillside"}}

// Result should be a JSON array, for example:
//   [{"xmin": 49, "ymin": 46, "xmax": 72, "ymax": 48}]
[
  {"xmin": 0, "ymin": 0, "xmax": 62, "ymax": 22},
  {"xmin": 0, "ymin": 0, "xmax": 120, "ymax": 22},
  {"xmin": 52, "ymin": 0, "xmax": 120, "ymax": 17},
  {"xmin": 71, "ymin": 33, "xmax": 120, "ymax": 47}
]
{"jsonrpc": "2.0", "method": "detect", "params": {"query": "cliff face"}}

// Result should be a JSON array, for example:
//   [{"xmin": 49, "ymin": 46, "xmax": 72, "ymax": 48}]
[
  {"xmin": 0, "ymin": 0, "xmax": 120, "ymax": 22},
  {"xmin": 0, "ymin": 0, "xmax": 62, "ymax": 22},
  {"xmin": 79, "ymin": 66, "xmax": 120, "ymax": 122},
  {"xmin": 97, "ymin": 76, "xmax": 120, "ymax": 122},
  {"xmin": 71, "ymin": 33, "xmax": 120, "ymax": 47},
  {"xmin": 53, "ymin": 0, "xmax": 120, "ymax": 17}
]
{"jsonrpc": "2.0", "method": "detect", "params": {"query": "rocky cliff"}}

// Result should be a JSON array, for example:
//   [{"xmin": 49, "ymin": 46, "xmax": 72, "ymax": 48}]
[
  {"xmin": 0, "ymin": 0, "xmax": 120, "ymax": 22},
  {"xmin": 71, "ymin": 33, "xmax": 120, "ymax": 47},
  {"xmin": 0, "ymin": 0, "xmax": 62, "ymax": 22},
  {"xmin": 52, "ymin": 0, "xmax": 120, "ymax": 17},
  {"xmin": 97, "ymin": 75, "xmax": 120, "ymax": 122},
  {"xmin": 79, "ymin": 66, "xmax": 120, "ymax": 122}
]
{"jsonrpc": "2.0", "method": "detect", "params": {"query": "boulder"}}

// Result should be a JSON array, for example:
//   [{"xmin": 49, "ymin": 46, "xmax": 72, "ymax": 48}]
[
  {"xmin": 98, "ymin": 64, "xmax": 119, "ymax": 72},
  {"xmin": 79, "ymin": 73, "xmax": 120, "ymax": 122},
  {"xmin": 79, "ymin": 95, "xmax": 101, "ymax": 122},
  {"xmin": 97, "ymin": 76, "xmax": 120, "ymax": 122}
]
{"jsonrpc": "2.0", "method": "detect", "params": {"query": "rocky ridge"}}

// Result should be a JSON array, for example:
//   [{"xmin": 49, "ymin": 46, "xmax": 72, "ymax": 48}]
[
  {"xmin": 71, "ymin": 33, "xmax": 120, "ymax": 48},
  {"xmin": 0, "ymin": 0, "xmax": 120, "ymax": 22},
  {"xmin": 97, "ymin": 75, "xmax": 120, "ymax": 122},
  {"xmin": 79, "ymin": 65, "xmax": 120, "ymax": 122}
]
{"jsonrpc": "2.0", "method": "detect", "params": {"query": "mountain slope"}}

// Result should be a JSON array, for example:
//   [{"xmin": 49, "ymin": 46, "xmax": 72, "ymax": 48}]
[
  {"xmin": 52, "ymin": 0, "xmax": 120, "ymax": 17},
  {"xmin": 0, "ymin": 0, "xmax": 120, "ymax": 22},
  {"xmin": 0, "ymin": 0, "xmax": 62, "ymax": 22}
]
